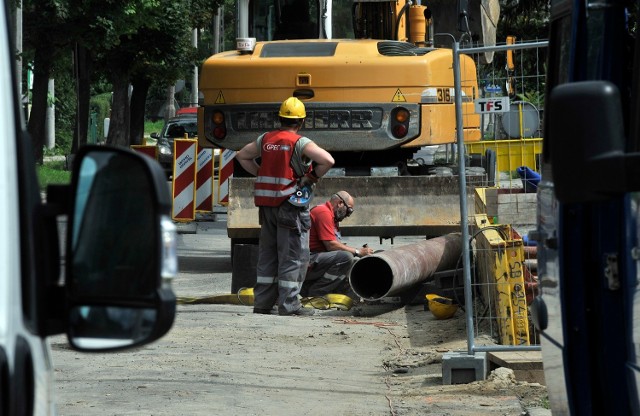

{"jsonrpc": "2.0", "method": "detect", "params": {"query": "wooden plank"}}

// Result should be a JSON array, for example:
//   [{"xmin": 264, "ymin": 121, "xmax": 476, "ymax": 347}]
[{"xmin": 487, "ymin": 351, "xmax": 546, "ymax": 385}]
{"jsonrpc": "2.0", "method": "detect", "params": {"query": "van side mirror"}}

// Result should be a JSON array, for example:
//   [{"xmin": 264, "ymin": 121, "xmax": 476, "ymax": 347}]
[
  {"xmin": 549, "ymin": 81, "xmax": 640, "ymax": 203},
  {"xmin": 65, "ymin": 146, "xmax": 177, "ymax": 351}
]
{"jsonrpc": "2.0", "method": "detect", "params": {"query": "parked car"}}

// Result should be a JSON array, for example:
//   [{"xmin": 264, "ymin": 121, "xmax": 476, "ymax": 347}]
[
  {"xmin": 175, "ymin": 106, "xmax": 197, "ymax": 117},
  {"xmin": 151, "ymin": 115, "xmax": 198, "ymax": 177},
  {"xmin": 151, "ymin": 115, "xmax": 220, "ymax": 179}
]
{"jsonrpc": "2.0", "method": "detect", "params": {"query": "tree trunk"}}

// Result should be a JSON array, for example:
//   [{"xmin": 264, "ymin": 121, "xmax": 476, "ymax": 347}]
[
  {"xmin": 129, "ymin": 76, "xmax": 151, "ymax": 146},
  {"xmin": 27, "ymin": 42, "xmax": 53, "ymax": 164},
  {"xmin": 71, "ymin": 44, "xmax": 92, "ymax": 154},
  {"xmin": 107, "ymin": 70, "xmax": 130, "ymax": 147}
]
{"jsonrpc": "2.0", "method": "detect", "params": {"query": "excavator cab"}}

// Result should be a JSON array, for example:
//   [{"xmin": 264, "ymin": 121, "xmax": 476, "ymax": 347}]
[
  {"xmin": 246, "ymin": 0, "xmax": 430, "ymax": 42},
  {"xmin": 352, "ymin": 1, "xmax": 430, "ymax": 44},
  {"xmin": 249, "ymin": 0, "xmax": 320, "ymax": 40},
  {"xmin": 243, "ymin": 0, "xmax": 496, "ymax": 47},
  {"xmin": 272, "ymin": 0, "xmax": 317, "ymax": 39}
]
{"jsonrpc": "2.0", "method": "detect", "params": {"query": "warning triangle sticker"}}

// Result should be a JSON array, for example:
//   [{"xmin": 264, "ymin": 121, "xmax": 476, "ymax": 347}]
[
  {"xmin": 215, "ymin": 91, "xmax": 225, "ymax": 104},
  {"xmin": 392, "ymin": 89, "xmax": 406, "ymax": 102}
]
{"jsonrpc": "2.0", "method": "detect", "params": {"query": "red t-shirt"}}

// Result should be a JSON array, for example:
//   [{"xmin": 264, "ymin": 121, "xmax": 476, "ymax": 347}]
[{"xmin": 309, "ymin": 201, "xmax": 340, "ymax": 253}]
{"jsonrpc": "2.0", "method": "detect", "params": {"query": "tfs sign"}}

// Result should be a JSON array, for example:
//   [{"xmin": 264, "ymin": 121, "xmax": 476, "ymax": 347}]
[{"xmin": 474, "ymin": 97, "xmax": 510, "ymax": 114}]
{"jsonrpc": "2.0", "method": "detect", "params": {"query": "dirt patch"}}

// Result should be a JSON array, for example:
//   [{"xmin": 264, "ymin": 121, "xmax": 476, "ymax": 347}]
[{"xmin": 357, "ymin": 302, "xmax": 550, "ymax": 415}]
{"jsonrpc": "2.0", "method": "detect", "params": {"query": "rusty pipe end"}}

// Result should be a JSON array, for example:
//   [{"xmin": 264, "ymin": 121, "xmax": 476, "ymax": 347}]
[{"xmin": 349, "ymin": 256, "xmax": 394, "ymax": 301}]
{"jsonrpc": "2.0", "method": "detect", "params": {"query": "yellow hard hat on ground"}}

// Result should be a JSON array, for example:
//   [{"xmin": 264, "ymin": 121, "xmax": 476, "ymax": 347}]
[
  {"xmin": 279, "ymin": 97, "xmax": 306, "ymax": 119},
  {"xmin": 426, "ymin": 294, "xmax": 459, "ymax": 319}
]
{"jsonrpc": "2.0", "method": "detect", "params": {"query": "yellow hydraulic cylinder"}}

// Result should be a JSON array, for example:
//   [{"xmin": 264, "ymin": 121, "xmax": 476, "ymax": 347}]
[
  {"xmin": 506, "ymin": 35, "xmax": 516, "ymax": 71},
  {"xmin": 409, "ymin": 5, "xmax": 427, "ymax": 45}
]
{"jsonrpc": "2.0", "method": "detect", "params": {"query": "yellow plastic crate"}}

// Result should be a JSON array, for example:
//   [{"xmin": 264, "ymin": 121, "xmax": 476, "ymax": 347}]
[{"xmin": 466, "ymin": 138, "xmax": 543, "ymax": 173}]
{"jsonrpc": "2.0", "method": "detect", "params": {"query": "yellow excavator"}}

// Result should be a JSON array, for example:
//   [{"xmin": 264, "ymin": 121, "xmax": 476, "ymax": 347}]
[{"xmin": 197, "ymin": 0, "xmax": 500, "ymax": 245}]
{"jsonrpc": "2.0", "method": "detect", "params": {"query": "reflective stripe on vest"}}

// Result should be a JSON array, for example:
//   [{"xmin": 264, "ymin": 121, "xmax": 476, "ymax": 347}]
[
  {"xmin": 254, "ymin": 186, "xmax": 297, "ymax": 198},
  {"xmin": 256, "ymin": 175, "xmax": 294, "ymax": 185}
]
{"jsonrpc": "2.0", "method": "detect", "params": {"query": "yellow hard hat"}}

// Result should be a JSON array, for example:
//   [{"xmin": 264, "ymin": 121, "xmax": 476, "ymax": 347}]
[
  {"xmin": 426, "ymin": 294, "xmax": 458, "ymax": 320},
  {"xmin": 279, "ymin": 97, "xmax": 306, "ymax": 119}
]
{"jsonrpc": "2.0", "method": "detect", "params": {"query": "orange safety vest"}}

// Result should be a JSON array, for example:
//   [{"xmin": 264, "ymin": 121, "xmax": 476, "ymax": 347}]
[{"xmin": 254, "ymin": 130, "xmax": 301, "ymax": 207}]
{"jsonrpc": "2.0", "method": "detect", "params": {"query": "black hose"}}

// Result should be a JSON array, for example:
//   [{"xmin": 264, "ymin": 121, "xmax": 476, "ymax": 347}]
[
  {"xmin": 394, "ymin": 3, "xmax": 410, "ymax": 41},
  {"xmin": 352, "ymin": 3, "xmax": 358, "ymax": 38},
  {"xmin": 377, "ymin": 40, "xmax": 433, "ymax": 56}
]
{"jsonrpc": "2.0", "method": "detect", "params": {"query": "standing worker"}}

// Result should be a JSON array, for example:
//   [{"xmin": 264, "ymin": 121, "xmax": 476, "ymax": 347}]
[
  {"xmin": 235, "ymin": 97, "xmax": 334, "ymax": 316},
  {"xmin": 301, "ymin": 191, "xmax": 374, "ymax": 299}
]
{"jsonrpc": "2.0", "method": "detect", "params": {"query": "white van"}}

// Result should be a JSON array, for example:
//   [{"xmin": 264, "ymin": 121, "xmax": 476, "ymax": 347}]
[{"xmin": 0, "ymin": 1, "xmax": 177, "ymax": 413}]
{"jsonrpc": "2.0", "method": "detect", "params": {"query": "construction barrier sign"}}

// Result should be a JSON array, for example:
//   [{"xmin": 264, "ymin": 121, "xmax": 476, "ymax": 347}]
[
  {"xmin": 195, "ymin": 145, "xmax": 214, "ymax": 212},
  {"xmin": 172, "ymin": 139, "xmax": 197, "ymax": 221},
  {"xmin": 218, "ymin": 148, "xmax": 236, "ymax": 205},
  {"xmin": 130, "ymin": 145, "xmax": 157, "ymax": 160},
  {"xmin": 474, "ymin": 97, "xmax": 510, "ymax": 114}
]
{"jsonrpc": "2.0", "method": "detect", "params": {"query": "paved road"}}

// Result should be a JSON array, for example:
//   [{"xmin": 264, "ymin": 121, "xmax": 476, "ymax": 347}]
[{"xmin": 50, "ymin": 215, "xmax": 549, "ymax": 415}]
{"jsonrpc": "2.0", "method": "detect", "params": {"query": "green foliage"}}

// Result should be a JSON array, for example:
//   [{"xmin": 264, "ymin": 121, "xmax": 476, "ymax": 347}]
[
  {"xmin": 37, "ymin": 161, "xmax": 71, "ymax": 190},
  {"xmin": 477, "ymin": 0, "xmax": 549, "ymax": 114},
  {"xmin": 21, "ymin": 0, "xmax": 223, "ymax": 149},
  {"xmin": 145, "ymin": 119, "xmax": 164, "ymax": 136},
  {"xmin": 96, "ymin": 0, "xmax": 223, "ymax": 132},
  {"xmin": 90, "ymin": 93, "xmax": 112, "ymax": 141},
  {"xmin": 499, "ymin": 0, "xmax": 550, "ymax": 38},
  {"xmin": 191, "ymin": 0, "xmax": 225, "ymax": 29},
  {"xmin": 517, "ymin": 89, "xmax": 545, "ymax": 110},
  {"xmin": 44, "ymin": 138, "xmax": 72, "ymax": 156},
  {"xmin": 48, "ymin": 59, "xmax": 76, "ymax": 155},
  {"xmin": 222, "ymin": 0, "xmax": 238, "ymax": 50}
]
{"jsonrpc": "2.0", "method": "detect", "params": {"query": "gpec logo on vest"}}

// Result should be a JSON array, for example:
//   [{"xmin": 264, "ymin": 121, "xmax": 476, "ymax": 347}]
[{"xmin": 263, "ymin": 143, "xmax": 291, "ymax": 152}]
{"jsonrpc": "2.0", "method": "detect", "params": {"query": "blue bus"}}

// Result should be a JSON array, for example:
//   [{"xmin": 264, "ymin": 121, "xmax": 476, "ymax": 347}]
[{"xmin": 533, "ymin": 0, "xmax": 640, "ymax": 414}]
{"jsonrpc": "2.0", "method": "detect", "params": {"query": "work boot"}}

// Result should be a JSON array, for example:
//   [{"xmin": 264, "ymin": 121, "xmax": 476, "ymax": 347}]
[
  {"xmin": 253, "ymin": 307, "xmax": 273, "ymax": 315},
  {"xmin": 279, "ymin": 307, "xmax": 315, "ymax": 316}
]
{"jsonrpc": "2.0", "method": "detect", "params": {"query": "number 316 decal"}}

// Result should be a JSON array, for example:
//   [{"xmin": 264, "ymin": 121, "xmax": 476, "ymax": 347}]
[{"xmin": 437, "ymin": 88, "xmax": 452, "ymax": 102}]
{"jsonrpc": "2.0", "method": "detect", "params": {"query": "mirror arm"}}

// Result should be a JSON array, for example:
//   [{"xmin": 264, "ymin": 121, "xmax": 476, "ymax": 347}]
[
  {"xmin": 33, "ymin": 184, "xmax": 72, "ymax": 336},
  {"xmin": 622, "ymin": 154, "xmax": 640, "ymax": 191},
  {"xmin": 45, "ymin": 184, "xmax": 72, "ymax": 217},
  {"xmin": 588, "ymin": 152, "xmax": 640, "ymax": 196}
]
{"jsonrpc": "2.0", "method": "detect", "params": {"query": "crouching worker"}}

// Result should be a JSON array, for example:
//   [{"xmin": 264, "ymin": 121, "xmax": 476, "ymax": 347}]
[{"xmin": 301, "ymin": 191, "xmax": 374, "ymax": 299}]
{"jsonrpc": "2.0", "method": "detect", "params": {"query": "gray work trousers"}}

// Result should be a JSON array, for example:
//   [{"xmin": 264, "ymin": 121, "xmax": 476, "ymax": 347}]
[
  {"xmin": 253, "ymin": 203, "xmax": 311, "ymax": 314},
  {"xmin": 302, "ymin": 250, "xmax": 355, "ymax": 297}
]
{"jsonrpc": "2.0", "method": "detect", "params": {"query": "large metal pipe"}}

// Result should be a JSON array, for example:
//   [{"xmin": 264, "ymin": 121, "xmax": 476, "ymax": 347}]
[{"xmin": 349, "ymin": 233, "xmax": 462, "ymax": 301}]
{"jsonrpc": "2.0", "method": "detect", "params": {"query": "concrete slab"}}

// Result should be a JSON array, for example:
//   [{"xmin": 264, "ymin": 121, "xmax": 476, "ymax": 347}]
[{"xmin": 227, "ymin": 176, "xmax": 481, "ymax": 239}]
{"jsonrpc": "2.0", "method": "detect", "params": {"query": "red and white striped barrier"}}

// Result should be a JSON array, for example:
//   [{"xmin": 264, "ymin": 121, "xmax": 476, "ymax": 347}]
[
  {"xmin": 218, "ymin": 148, "xmax": 236, "ymax": 206},
  {"xmin": 195, "ymin": 145, "xmax": 213, "ymax": 212},
  {"xmin": 172, "ymin": 139, "xmax": 197, "ymax": 221},
  {"xmin": 130, "ymin": 145, "xmax": 157, "ymax": 160}
]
